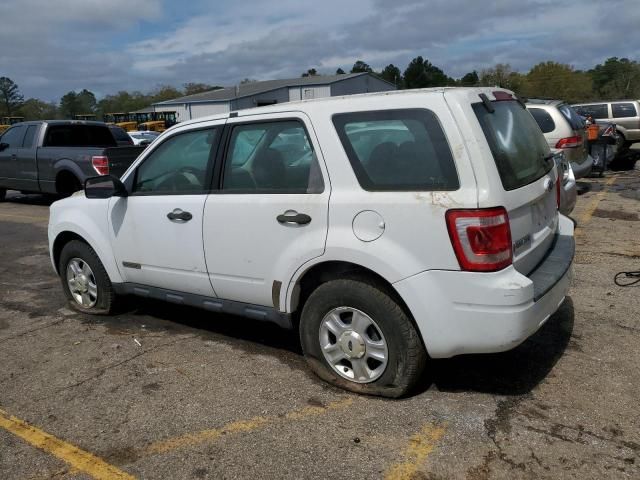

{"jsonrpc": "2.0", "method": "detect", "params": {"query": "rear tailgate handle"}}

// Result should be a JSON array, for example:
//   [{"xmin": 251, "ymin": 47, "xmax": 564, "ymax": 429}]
[
  {"xmin": 167, "ymin": 209, "xmax": 192, "ymax": 222},
  {"xmin": 277, "ymin": 211, "xmax": 311, "ymax": 225}
]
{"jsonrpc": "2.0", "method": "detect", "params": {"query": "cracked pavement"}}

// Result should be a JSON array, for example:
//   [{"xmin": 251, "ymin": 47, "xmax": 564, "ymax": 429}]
[{"xmin": 0, "ymin": 168, "xmax": 639, "ymax": 479}]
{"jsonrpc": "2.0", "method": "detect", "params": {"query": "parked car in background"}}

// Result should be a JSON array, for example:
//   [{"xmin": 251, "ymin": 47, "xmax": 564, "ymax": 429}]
[
  {"xmin": 49, "ymin": 88, "xmax": 574, "ymax": 397},
  {"xmin": 572, "ymin": 100, "xmax": 640, "ymax": 149},
  {"xmin": 128, "ymin": 130, "xmax": 161, "ymax": 146},
  {"xmin": 108, "ymin": 125, "xmax": 134, "ymax": 146},
  {"xmin": 0, "ymin": 121, "xmax": 145, "ymax": 200},
  {"xmin": 526, "ymin": 100, "xmax": 592, "ymax": 181}
]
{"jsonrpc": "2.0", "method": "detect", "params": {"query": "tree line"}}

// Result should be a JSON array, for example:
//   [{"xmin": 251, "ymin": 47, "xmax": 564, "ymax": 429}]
[{"xmin": 1, "ymin": 56, "xmax": 639, "ymax": 121}]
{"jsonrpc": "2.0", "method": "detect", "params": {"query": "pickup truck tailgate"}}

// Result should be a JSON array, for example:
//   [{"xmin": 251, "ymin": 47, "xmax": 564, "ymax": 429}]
[{"xmin": 105, "ymin": 146, "xmax": 145, "ymax": 178}]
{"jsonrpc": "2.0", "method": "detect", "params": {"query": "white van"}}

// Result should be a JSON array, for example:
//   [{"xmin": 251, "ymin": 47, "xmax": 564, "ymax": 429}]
[{"xmin": 48, "ymin": 87, "xmax": 575, "ymax": 397}]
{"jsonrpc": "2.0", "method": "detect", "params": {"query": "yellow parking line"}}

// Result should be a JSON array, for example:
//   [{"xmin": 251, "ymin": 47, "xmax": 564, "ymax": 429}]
[
  {"xmin": 0, "ymin": 212, "xmax": 49, "ymax": 222},
  {"xmin": 145, "ymin": 398, "xmax": 354, "ymax": 455},
  {"xmin": 384, "ymin": 424, "xmax": 446, "ymax": 480},
  {"xmin": 576, "ymin": 175, "xmax": 617, "ymax": 230},
  {"xmin": 0, "ymin": 407, "xmax": 135, "ymax": 480}
]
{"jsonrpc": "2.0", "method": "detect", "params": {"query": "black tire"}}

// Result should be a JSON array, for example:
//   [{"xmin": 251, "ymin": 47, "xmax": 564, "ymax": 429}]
[
  {"xmin": 299, "ymin": 279, "xmax": 427, "ymax": 398},
  {"xmin": 0, "ymin": 188, "xmax": 5, "ymax": 201},
  {"xmin": 58, "ymin": 240, "xmax": 116, "ymax": 315}
]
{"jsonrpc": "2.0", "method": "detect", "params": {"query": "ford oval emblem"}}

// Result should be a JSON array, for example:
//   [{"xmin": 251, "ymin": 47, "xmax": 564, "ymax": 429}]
[{"xmin": 543, "ymin": 178, "xmax": 553, "ymax": 193}]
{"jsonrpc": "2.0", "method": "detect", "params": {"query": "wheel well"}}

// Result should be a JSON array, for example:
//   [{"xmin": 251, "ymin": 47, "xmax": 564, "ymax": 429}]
[
  {"xmin": 294, "ymin": 261, "xmax": 410, "ymax": 316},
  {"xmin": 52, "ymin": 231, "xmax": 86, "ymax": 273},
  {"xmin": 55, "ymin": 171, "xmax": 81, "ymax": 195}
]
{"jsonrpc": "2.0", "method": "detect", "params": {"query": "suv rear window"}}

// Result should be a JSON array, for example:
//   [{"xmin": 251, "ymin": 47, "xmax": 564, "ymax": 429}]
[
  {"xmin": 558, "ymin": 104, "xmax": 585, "ymax": 130},
  {"xmin": 473, "ymin": 101, "xmax": 552, "ymax": 191},
  {"xmin": 332, "ymin": 109, "xmax": 459, "ymax": 191},
  {"xmin": 44, "ymin": 125, "xmax": 117, "ymax": 147}
]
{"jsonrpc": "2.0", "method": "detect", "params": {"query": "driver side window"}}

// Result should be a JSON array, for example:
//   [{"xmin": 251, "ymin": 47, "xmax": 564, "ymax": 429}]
[{"xmin": 133, "ymin": 128, "xmax": 217, "ymax": 194}]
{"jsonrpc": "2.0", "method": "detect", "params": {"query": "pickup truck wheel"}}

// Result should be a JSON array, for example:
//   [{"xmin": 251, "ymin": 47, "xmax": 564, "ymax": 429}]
[
  {"xmin": 0, "ymin": 188, "xmax": 5, "ymax": 201},
  {"xmin": 59, "ymin": 240, "xmax": 116, "ymax": 315},
  {"xmin": 299, "ymin": 279, "xmax": 427, "ymax": 398}
]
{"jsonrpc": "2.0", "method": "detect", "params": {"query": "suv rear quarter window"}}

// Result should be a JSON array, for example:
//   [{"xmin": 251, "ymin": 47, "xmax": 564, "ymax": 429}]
[
  {"xmin": 528, "ymin": 107, "xmax": 556, "ymax": 133},
  {"xmin": 332, "ymin": 109, "xmax": 459, "ymax": 191},
  {"xmin": 612, "ymin": 103, "xmax": 637, "ymax": 118}
]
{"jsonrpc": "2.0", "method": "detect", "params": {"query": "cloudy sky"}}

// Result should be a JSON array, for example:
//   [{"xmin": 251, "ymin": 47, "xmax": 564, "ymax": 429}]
[{"xmin": 1, "ymin": 0, "xmax": 638, "ymax": 101}]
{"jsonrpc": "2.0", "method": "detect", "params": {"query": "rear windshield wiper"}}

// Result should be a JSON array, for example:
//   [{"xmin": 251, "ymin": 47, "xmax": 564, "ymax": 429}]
[{"xmin": 479, "ymin": 93, "xmax": 495, "ymax": 113}]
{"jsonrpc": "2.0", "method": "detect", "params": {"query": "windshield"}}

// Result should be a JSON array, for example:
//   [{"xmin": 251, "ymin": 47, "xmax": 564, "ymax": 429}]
[{"xmin": 473, "ymin": 101, "xmax": 552, "ymax": 191}]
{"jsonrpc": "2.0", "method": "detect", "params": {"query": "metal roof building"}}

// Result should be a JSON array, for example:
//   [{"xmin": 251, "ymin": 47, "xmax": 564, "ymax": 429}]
[{"xmin": 152, "ymin": 73, "xmax": 396, "ymax": 122}]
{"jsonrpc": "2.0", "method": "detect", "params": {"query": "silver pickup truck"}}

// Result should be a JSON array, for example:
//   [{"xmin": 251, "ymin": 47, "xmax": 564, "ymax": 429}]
[{"xmin": 0, "ymin": 120, "xmax": 145, "ymax": 200}]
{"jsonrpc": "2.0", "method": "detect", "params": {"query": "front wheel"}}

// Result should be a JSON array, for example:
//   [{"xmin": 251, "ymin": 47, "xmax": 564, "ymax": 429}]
[
  {"xmin": 59, "ymin": 240, "xmax": 116, "ymax": 314},
  {"xmin": 299, "ymin": 279, "xmax": 427, "ymax": 398}
]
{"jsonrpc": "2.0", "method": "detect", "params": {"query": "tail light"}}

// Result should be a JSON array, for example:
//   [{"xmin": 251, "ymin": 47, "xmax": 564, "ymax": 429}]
[
  {"xmin": 555, "ymin": 136, "xmax": 583, "ymax": 148},
  {"xmin": 446, "ymin": 207, "xmax": 512, "ymax": 272},
  {"xmin": 91, "ymin": 156, "xmax": 109, "ymax": 175}
]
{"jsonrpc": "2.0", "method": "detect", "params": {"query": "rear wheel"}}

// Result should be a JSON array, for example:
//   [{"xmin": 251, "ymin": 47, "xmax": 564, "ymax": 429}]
[
  {"xmin": 56, "ymin": 172, "xmax": 82, "ymax": 197},
  {"xmin": 299, "ymin": 279, "xmax": 427, "ymax": 398},
  {"xmin": 0, "ymin": 188, "xmax": 5, "ymax": 201},
  {"xmin": 59, "ymin": 240, "xmax": 116, "ymax": 314}
]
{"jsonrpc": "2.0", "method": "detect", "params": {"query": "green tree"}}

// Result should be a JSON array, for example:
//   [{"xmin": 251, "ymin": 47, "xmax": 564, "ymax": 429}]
[
  {"xmin": 18, "ymin": 98, "xmax": 58, "ymax": 120},
  {"xmin": 150, "ymin": 85, "xmax": 182, "ymax": 103},
  {"xmin": 301, "ymin": 68, "xmax": 318, "ymax": 77},
  {"xmin": 351, "ymin": 60, "xmax": 373, "ymax": 73},
  {"xmin": 59, "ymin": 91, "xmax": 80, "ymax": 118},
  {"xmin": 379, "ymin": 64, "xmax": 402, "ymax": 86},
  {"xmin": 0, "ymin": 77, "xmax": 24, "ymax": 116},
  {"xmin": 523, "ymin": 62, "xmax": 592, "ymax": 103},
  {"xmin": 183, "ymin": 83, "xmax": 222, "ymax": 96},
  {"xmin": 459, "ymin": 71, "xmax": 479, "ymax": 86},
  {"xmin": 77, "ymin": 89, "xmax": 97, "ymax": 114},
  {"xmin": 479, "ymin": 63, "xmax": 525, "ymax": 93},
  {"xmin": 336, "ymin": 68, "xmax": 346, "ymax": 75},
  {"xmin": 96, "ymin": 90, "xmax": 150, "ymax": 118},
  {"xmin": 589, "ymin": 57, "xmax": 640, "ymax": 99},
  {"xmin": 403, "ymin": 56, "xmax": 453, "ymax": 89}
]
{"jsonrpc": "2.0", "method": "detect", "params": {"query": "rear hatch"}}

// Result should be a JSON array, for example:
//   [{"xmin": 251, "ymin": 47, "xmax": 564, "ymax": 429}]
[
  {"xmin": 471, "ymin": 92, "xmax": 559, "ymax": 275},
  {"xmin": 557, "ymin": 103, "xmax": 589, "ymax": 163},
  {"xmin": 104, "ymin": 146, "xmax": 146, "ymax": 178}
]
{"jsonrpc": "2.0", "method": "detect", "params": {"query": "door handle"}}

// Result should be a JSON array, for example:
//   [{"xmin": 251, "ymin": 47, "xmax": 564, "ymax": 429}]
[
  {"xmin": 277, "ymin": 211, "xmax": 311, "ymax": 225},
  {"xmin": 167, "ymin": 208, "xmax": 193, "ymax": 222}
]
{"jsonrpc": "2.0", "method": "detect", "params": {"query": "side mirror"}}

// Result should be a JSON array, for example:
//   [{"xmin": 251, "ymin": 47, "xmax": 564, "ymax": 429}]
[
  {"xmin": 0, "ymin": 143, "xmax": 9, "ymax": 152},
  {"xmin": 84, "ymin": 175, "xmax": 128, "ymax": 199}
]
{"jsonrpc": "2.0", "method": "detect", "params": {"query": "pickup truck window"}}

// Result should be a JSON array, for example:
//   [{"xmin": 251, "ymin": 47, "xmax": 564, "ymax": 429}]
[
  {"xmin": 22, "ymin": 126, "xmax": 38, "ymax": 148},
  {"xmin": 44, "ymin": 125, "xmax": 117, "ymax": 148},
  {"xmin": 222, "ymin": 120, "xmax": 324, "ymax": 193},
  {"xmin": 133, "ymin": 128, "xmax": 217, "ymax": 195},
  {"xmin": 333, "ymin": 109, "xmax": 459, "ymax": 191},
  {"xmin": 1, "ymin": 126, "xmax": 26, "ymax": 148}
]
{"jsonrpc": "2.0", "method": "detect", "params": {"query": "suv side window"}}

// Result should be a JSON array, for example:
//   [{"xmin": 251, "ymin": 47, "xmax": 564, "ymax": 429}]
[
  {"xmin": 222, "ymin": 120, "xmax": 324, "ymax": 193},
  {"xmin": 612, "ymin": 103, "xmax": 637, "ymax": 118},
  {"xmin": 528, "ymin": 108, "xmax": 556, "ymax": 133},
  {"xmin": 0, "ymin": 126, "xmax": 26, "ymax": 148},
  {"xmin": 333, "ymin": 109, "xmax": 459, "ymax": 191},
  {"xmin": 574, "ymin": 104, "xmax": 608, "ymax": 119},
  {"xmin": 133, "ymin": 128, "xmax": 218, "ymax": 194}
]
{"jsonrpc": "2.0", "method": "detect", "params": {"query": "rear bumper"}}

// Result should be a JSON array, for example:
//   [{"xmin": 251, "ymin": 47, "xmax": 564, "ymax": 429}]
[
  {"xmin": 571, "ymin": 154, "xmax": 593, "ymax": 179},
  {"xmin": 394, "ymin": 215, "xmax": 575, "ymax": 358}
]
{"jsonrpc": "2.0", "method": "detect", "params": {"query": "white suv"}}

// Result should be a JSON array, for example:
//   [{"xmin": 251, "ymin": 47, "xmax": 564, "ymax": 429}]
[{"xmin": 48, "ymin": 88, "xmax": 575, "ymax": 397}]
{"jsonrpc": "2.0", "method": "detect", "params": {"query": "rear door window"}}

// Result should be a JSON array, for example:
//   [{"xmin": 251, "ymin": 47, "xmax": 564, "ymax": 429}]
[
  {"xmin": 473, "ymin": 101, "xmax": 552, "ymax": 191},
  {"xmin": 332, "ymin": 109, "xmax": 459, "ymax": 191},
  {"xmin": 573, "ymin": 104, "xmax": 608, "ymax": 119},
  {"xmin": 528, "ymin": 108, "xmax": 556, "ymax": 133},
  {"xmin": 612, "ymin": 103, "xmax": 637, "ymax": 118}
]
